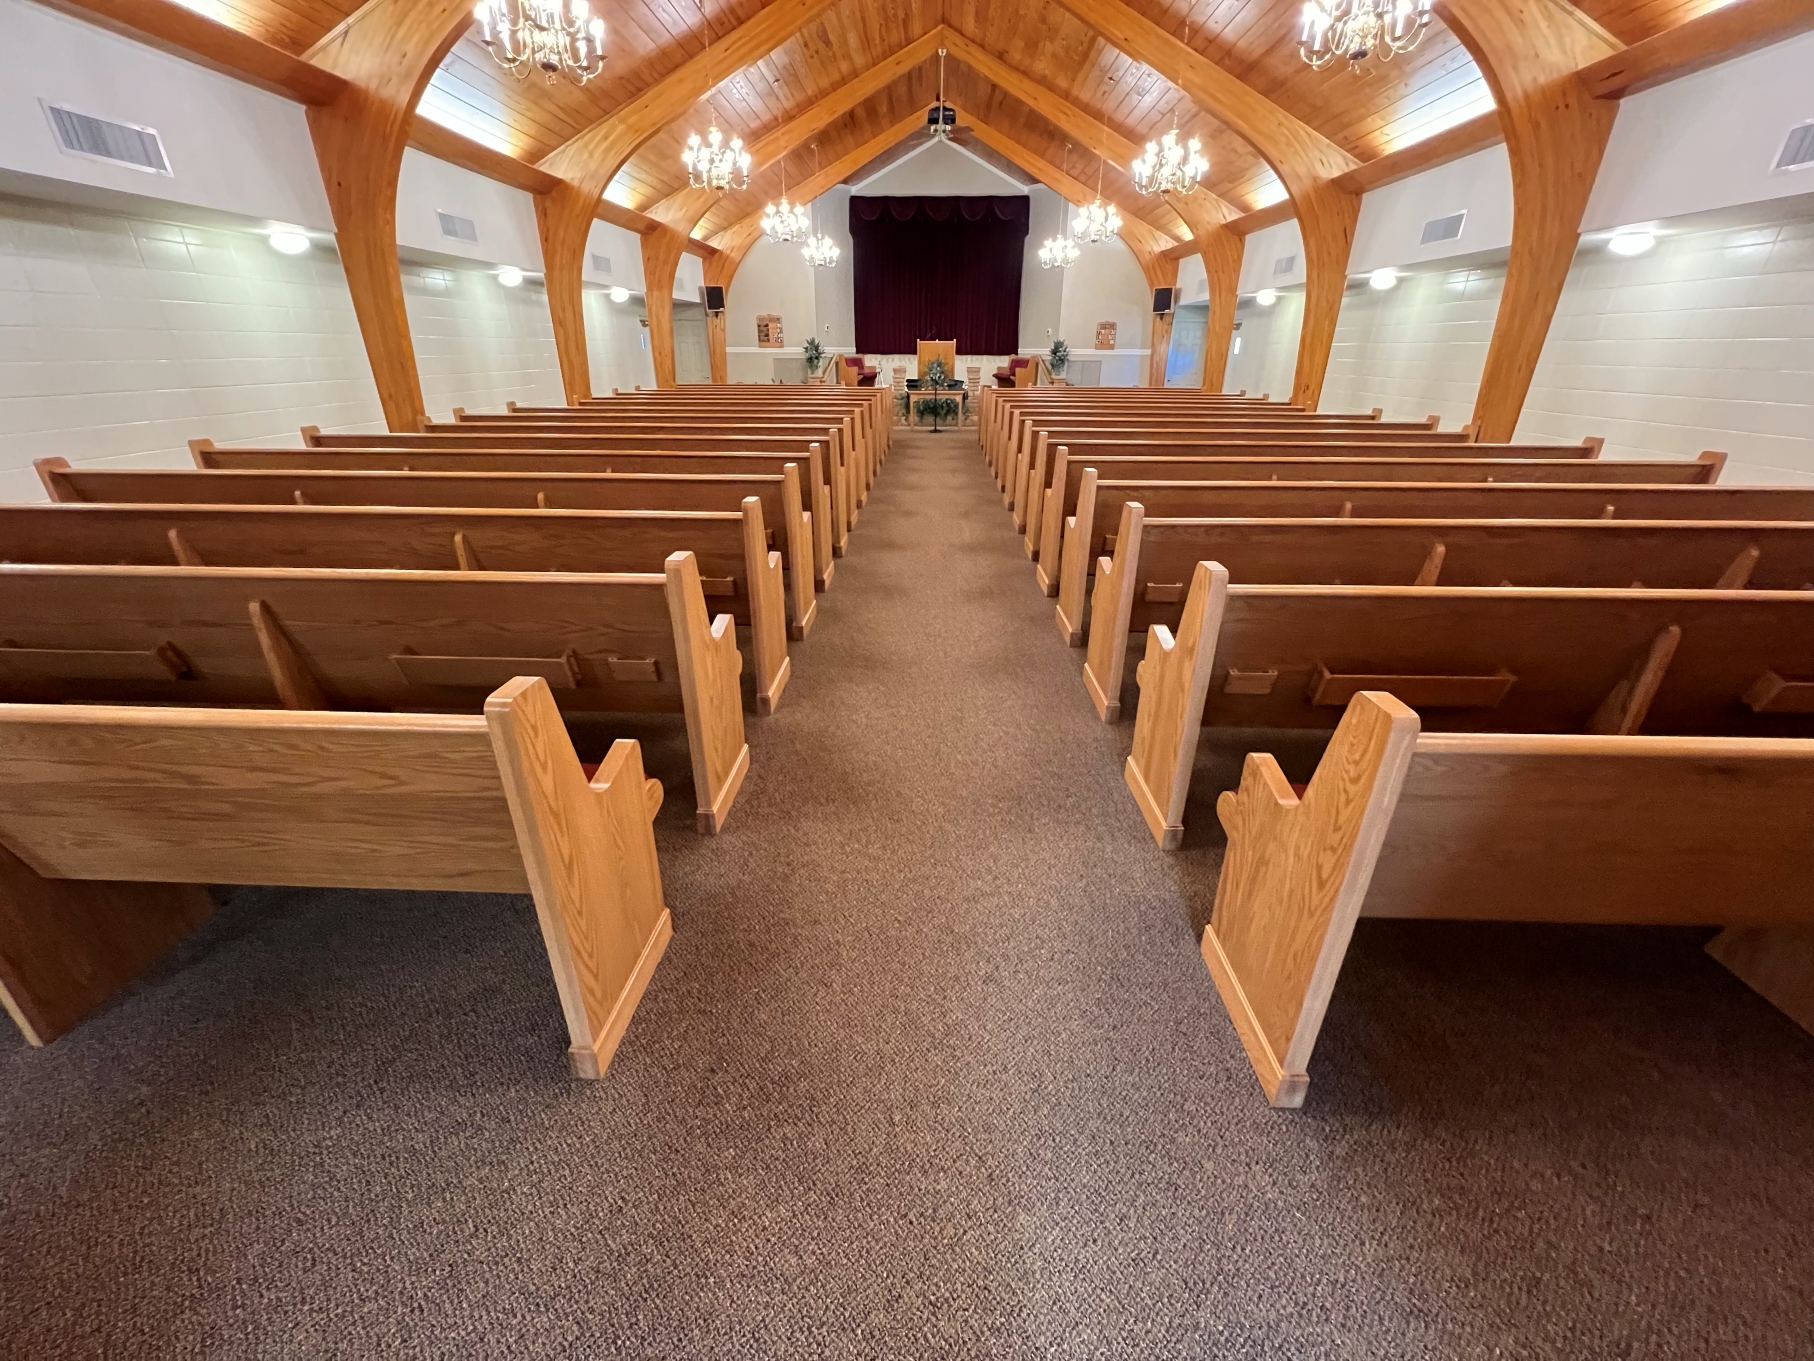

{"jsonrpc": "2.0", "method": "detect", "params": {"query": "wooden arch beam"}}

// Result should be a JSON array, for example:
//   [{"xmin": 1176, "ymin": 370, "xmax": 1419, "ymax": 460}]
[
  {"xmin": 958, "ymin": 114, "xmax": 1182, "ymax": 388},
  {"xmin": 1049, "ymin": 0, "xmax": 1360, "ymax": 407},
  {"xmin": 1437, "ymin": 0, "xmax": 1620, "ymax": 440},
  {"xmin": 302, "ymin": 0, "xmax": 479, "ymax": 430},
  {"xmin": 533, "ymin": 0, "xmax": 840, "ymax": 395}
]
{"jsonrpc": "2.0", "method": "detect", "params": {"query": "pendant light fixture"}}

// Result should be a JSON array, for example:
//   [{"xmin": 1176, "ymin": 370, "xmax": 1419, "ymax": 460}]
[
  {"xmin": 680, "ymin": 0, "xmax": 750, "ymax": 193},
  {"xmin": 1039, "ymin": 146, "xmax": 1082, "ymax": 269},
  {"xmin": 761, "ymin": 161, "xmax": 812, "ymax": 242},
  {"xmin": 1074, "ymin": 78, "xmax": 1122, "ymax": 245},
  {"xmin": 1131, "ymin": 25, "xmax": 1208, "ymax": 198},
  {"xmin": 474, "ymin": 0, "xmax": 607, "ymax": 85},
  {"xmin": 800, "ymin": 143, "xmax": 840, "ymax": 268},
  {"xmin": 1299, "ymin": 0, "xmax": 1434, "ymax": 71}
]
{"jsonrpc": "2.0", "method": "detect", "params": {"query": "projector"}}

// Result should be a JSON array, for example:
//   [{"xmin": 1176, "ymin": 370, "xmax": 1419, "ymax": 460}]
[{"xmin": 926, "ymin": 103, "xmax": 956, "ymax": 138}]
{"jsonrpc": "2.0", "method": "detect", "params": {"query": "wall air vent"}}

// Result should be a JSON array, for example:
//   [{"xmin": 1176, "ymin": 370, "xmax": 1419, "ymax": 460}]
[
  {"xmin": 1273, "ymin": 254, "xmax": 1297, "ymax": 277},
  {"xmin": 1421, "ymin": 210, "xmax": 1466, "ymax": 245},
  {"xmin": 591, "ymin": 253, "xmax": 613, "ymax": 274},
  {"xmin": 437, "ymin": 211, "xmax": 479, "ymax": 243},
  {"xmin": 44, "ymin": 103, "xmax": 170, "ymax": 175},
  {"xmin": 1775, "ymin": 122, "xmax": 1814, "ymax": 172}
]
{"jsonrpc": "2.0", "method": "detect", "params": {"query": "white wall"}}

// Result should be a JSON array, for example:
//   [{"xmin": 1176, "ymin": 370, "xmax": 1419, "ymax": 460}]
[
  {"xmin": 1019, "ymin": 185, "xmax": 1066, "ymax": 352},
  {"xmin": 1057, "ymin": 236, "xmax": 1153, "ymax": 386},
  {"xmin": 403, "ymin": 264, "xmax": 563, "ymax": 418},
  {"xmin": 396, "ymin": 149, "xmax": 545, "ymax": 275},
  {"xmin": 582, "ymin": 220, "xmax": 647, "ymax": 292},
  {"xmin": 1223, "ymin": 289, "xmax": 1302, "ymax": 399},
  {"xmin": 1348, "ymin": 146, "xmax": 1514, "ymax": 275},
  {"xmin": 724, "ymin": 231, "xmax": 818, "ymax": 382},
  {"xmin": 1586, "ymin": 29, "xmax": 1814, "ymax": 234},
  {"xmin": 852, "ymin": 140, "xmax": 1026, "ymax": 197},
  {"xmin": 1316, "ymin": 210, "xmax": 1814, "ymax": 482},
  {"xmin": 584, "ymin": 287, "xmax": 656, "ymax": 393},
  {"xmin": 1238, "ymin": 219, "xmax": 1307, "ymax": 294},
  {"xmin": 1176, "ymin": 253, "xmax": 1209, "ymax": 304},
  {"xmin": 0, "ymin": 0, "xmax": 330, "ymax": 230},
  {"xmin": 0, "ymin": 193, "xmax": 380, "ymax": 501},
  {"xmin": 814, "ymin": 184, "xmax": 855, "ymax": 349}
]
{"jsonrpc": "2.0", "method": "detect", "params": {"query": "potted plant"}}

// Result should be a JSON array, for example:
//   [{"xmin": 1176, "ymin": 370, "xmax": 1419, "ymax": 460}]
[
  {"xmin": 919, "ymin": 358, "xmax": 959, "ymax": 432},
  {"xmin": 802, "ymin": 336, "xmax": 826, "ymax": 381},
  {"xmin": 1047, "ymin": 338, "xmax": 1070, "ymax": 385}
]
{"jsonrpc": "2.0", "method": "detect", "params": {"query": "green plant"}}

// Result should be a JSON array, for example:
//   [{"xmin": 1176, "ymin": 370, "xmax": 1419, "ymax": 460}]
[
  {"xmin": 802, "ymin": 337, "xmax": 826, "ymax": 377},
  {"xmin": 1047, "ymin": 338, "xmax": 1069, "ymax": 376},
  {"xmin": 917, "ymin": 357, "xmax": 958, "ymax": 430}
]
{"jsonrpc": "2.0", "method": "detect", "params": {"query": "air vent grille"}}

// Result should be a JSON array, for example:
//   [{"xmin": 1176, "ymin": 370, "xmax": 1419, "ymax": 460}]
[
  {"xmin": 1272, "ymin": 254, "xmax": 1297, "ymax": 277},
  {"xmin": 45, "ymin": 104, "xmax": 169, "ymax": 175},
  {"xmin": 591, "ymin": 253, "xmax": 613, "ymax": 274},
  {"xmin": 437, "ymin": 211, "xmax": 478, "ymax": 243},
  {"xmin": 1776, "ymin": 122, "xmax": 1814, "ymax": 172},
  {"xmin": 1421, "ymin": 210, "xmax": 1466, "ymax": 245}
]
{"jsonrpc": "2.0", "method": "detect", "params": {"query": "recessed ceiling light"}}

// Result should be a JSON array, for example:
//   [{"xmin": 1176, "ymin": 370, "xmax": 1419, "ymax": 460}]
[
  {"xmin": 1368, "ymin": 267, "xmax": 1398, "ymax": 290},
  {"xmin": 497, "ymin": 266, "xmax": 524, "ymax": 287},
  {"xmin": 609, "ymin": 285, "xmax": 631, "ymax": 303},
  {"xmin": 1607, "ymin": 231, "xmax": 1655, "ymax": 256},
  {"xmin": 268, "ymin": 229, "xmax": 310, "ymax": 255},
  {"xmin": 1255, "ymin": 288, "xmax": 1278, "ymax": 306}
]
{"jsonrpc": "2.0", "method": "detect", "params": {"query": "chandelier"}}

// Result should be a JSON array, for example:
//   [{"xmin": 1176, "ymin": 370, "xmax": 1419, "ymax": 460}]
[
  {"xmin": 474, "ymin": 0, "xmax": 606, "ymax": 85},
  {"xmin": 1073, "ymin": 198, "xmax": 1121, "ymax": 245},
  {"xmin": 761, "ymin": 195, "xmax": 812, "ymax": 243},
  {"xmin": 680, "ymin": 0, "xmax": 749, "ymax": 192},
  {"xmin": 801, "ymin": 233, "xmax": 840, "ymax": 268},
  {"xmin": 1132, "ymin": 124, "xmax": 1208, "ymax": 197},
  {"xmin": 1038, "ymin": 234, "xmax": 1080, "ymax": 269},
  {"xmin": 1299, "ymin": 0, "xmax": 1434, "ymax": 70}
]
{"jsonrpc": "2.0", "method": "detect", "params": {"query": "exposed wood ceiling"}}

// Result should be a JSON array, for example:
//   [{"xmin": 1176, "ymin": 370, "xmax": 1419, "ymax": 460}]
[{"xmin": 180, "ymin": 0, "xmax": 1725, "ymax": 234}]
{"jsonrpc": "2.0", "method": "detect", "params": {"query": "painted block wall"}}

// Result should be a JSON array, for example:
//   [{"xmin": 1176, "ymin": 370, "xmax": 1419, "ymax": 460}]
[
  {"xmin": 402, "ymin": 264, "xmax": 564, "ymax": 418},
  {"xmin": 1316, "ymin": 212, "xmax": 1814, "ymax": 483},
  {"xmin": 1222, "ymin": 289, "xmax": 1303, "ymax": 400}
]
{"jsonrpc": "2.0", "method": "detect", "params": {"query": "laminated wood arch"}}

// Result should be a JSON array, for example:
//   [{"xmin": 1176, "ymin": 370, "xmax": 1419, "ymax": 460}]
[
  {"xmin": 1436, "ymin": 0, "xmax": 1622, "ymax": 440},
  {"xmin": 302, "ymin": 0, "xmax": 483, "ymax": 430},
  {"xmin": 1049, "ymin": 0, "xmax": 1361, "ymax": 408},
  {"xmin": 533, "ymin": 0, "xmax": 840, "ymax": 395}
]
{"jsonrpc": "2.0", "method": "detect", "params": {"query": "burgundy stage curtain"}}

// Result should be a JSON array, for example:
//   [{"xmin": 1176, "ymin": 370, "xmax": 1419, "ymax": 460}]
[{"xmin": 850, "ymin": 196, "xmax": 1029, "ymax": 355}]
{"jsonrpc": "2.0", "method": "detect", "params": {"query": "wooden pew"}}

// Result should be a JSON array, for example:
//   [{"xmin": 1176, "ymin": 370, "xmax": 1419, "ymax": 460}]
[
  {"xmin": 294, "ymin": 426, "xmax": 860, "ymax": 555},
  {"xmin": 0, "ymin": 554, "xmax": 750, "ymax": 833},
  {"xmin": 38, "ymin": 457, "xmax": 826, "ymax": 610},
  {"xmin": 0, "ymin": 501, "xmax": 794, "ymax": 715},
  {"xmin": 575, "ymin": 384, "xmax": 893, "ymax": 447},
  {"xmin": 1082, "ymin": 513, "xmax": 1814, "ymax": 713},
  {"xmin": 1042, "ymin": 453, "xmax": 1729, "ymax": 632},
  {"xmin": 190, "ymin": 440, "xmax": 840, "ymax": 582},
  {"xmin": 1201, "ymin": 690, "xmax": 1814, "ymax": 1106},
  {"xmin": 996, "ymin": 416, "xmax": 1452, "ymax": 494},
  {"xmin": 1123, "ymin": 565, "xmax": 1814, "ymax": 848},
  {"xmin": 440, "ymin": 414, "xmax": 881, "ymax": 510},
  {"xmin": 1016, "ymin": 435, "xmax": 1605, "ymax": 542},
  {"xmin": 982, "ymin": 391, "xmax": 1297, "ymax": 466},
  {"xmin": 1072, "ymin": 479, "xmax": 1814, "ymax": 527},
  {"xmin": 0, "ymin": 676, "xmax": 671, "ymax": 1077}
]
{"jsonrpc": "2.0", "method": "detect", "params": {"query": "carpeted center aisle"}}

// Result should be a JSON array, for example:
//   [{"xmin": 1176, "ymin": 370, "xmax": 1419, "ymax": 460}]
[{"xmin": 4, "ymin": 426, "xmax": 1813, "ymax": 1358}]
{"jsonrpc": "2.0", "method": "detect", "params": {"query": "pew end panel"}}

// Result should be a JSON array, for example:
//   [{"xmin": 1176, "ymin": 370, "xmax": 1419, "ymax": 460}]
[
  {"xmin": 1201, "ymin": 692, "xmax": 1422, "ymax": 1108},
  {"xmin": 1125, "ymin": 562, "xmax": 1230, "ymax": 850},
  {"xmin": 740, "ymin": 497, "xmax": 792, "ymax": 715},
  {"xmin": 1054, "ymin": 467, "xmax": 1099, "ymax": 644},
  {"xmin": 484, "ymin": 679, "xmax": 672, "ymax": 1079},
  {"xmin": 1082, "ymin": 501, "xmax": 1144, "ymax": 721},
  {"xmin": 665, "ymin": 551, "xmax": 751, "ymax": 834}
]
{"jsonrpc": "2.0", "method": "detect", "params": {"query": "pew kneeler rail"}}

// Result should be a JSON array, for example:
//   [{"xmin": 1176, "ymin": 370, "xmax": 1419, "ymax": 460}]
[
  {"xmin": 1202, "ymin": 691, "xmax": 1814, "ymax": 1107},
  {"xmin": 0, "ymin": 678, "xmax": 670, "ymax": 1077}
]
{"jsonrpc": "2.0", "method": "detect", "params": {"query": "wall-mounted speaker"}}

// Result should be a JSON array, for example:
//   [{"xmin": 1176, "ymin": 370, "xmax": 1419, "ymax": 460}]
[
  {"xmin": 1152, "ymin": 287, "xmax": 1174, "ymax": 314},
  {"xmin": 702, "ymin": 284, "xmax": 725, "ymax": 313}
]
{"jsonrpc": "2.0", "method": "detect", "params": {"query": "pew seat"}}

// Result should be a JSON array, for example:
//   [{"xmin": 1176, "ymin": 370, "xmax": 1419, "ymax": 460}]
[
  {"xmin": 0, "ymin": 677, "xmax": 670, "ymax": 1077},
  {"xmin": 1203, "ymin": 690, "xmax": 1814, "ymax": 1106}
]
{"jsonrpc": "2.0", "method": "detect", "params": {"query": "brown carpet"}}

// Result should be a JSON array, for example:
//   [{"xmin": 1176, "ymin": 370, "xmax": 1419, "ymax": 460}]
[{"xmin": 4, "ymin": 425, "xmax": 1813, "ymax": 1358}]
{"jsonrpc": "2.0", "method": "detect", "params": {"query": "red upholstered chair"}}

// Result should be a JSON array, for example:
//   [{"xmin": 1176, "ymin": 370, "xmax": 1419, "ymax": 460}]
[
  {"xmin": 994, "ymin": 356, "xmax": 1030, "ymax": 388},
  {"xmin": 840, "ymin": 355, "xmax": 879, "ymax": 387}
]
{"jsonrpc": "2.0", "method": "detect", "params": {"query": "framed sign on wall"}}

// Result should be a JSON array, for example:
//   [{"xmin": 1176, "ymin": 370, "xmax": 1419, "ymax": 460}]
[
  {"xmin": 1095, "ymin": 321, "xmax": 1117, "ymax": 350},
  {"xmin": 756, "ymin": 314, "xmax": 784, "ymax": 348}
]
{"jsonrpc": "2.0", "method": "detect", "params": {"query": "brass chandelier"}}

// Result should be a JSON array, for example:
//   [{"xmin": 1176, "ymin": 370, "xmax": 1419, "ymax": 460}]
[
  {"xmin": 474, "ymin": 0, "xmax": 606, "ymax": 85},
  {"xmin": 1299, "ymin": 0, "xmax": 1435, "ymax": 70}
]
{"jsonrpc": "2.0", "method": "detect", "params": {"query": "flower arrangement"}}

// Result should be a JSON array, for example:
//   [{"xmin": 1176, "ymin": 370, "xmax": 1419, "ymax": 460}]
[
  {"xmin": 1048, "ymin": 338, "xmax": 1069, "ymax": 377},
  {"xmin": 802, "ymin": 336, "xmax": 826, "ymax": 378},
  {"xmin": 917, "ymin": 357, "xmax": 959, "ymax": 431}
]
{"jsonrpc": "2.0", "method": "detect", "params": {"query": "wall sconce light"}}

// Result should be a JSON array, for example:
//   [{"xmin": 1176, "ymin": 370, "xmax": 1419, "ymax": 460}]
[
  {"xmin": 1607, "ymin": 231, "xmax": 1655, "ymax": 256},
  {"xmin": 1368, "ymin": 267, "xmax": 1398, "ymax": 291},
  {"xmin": 1255, "ymin": 288, "xmax": 1278, "ymax": 307},
  {"xmin": 268, "ymin": 228, "xmax": 310, "ymax": 255},
  {"xmin": 497, "ymin": 266, "xmax": 525, "ymax": 287},
  {"xmin": 609, "ymin": 285, "xmax": 631, "ymax": 303}
]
